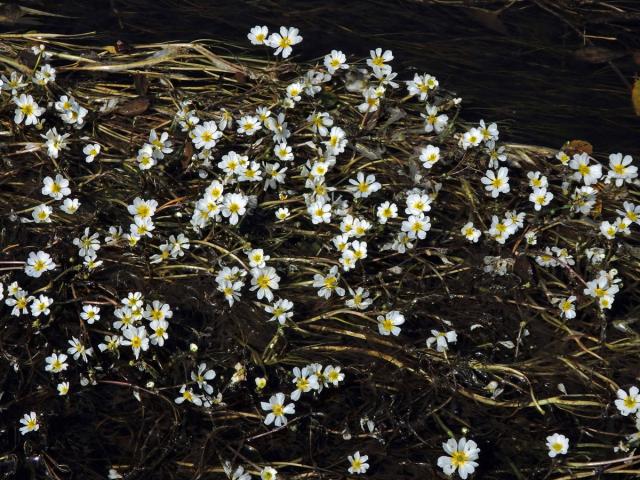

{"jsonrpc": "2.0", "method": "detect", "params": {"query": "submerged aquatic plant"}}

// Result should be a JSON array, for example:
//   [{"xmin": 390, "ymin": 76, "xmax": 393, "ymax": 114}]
[{"xmin": 0, "ymin": 24, "xmax": 639, "ymax": 479}]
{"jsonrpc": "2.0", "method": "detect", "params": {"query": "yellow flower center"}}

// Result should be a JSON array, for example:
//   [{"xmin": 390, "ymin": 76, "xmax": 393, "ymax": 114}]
[
  {"xmin": 137, "ymin": 205, "xmax": 150, "ymax": 217},
  {"xmin": 451, "ymin": 450, "xmax": 469, "ymax": 468}
]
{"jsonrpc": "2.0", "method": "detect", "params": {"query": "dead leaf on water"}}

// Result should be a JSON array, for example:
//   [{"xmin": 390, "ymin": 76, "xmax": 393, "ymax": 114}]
[
  {"xmin": 632, "ymin": 78, "xmax": 640, "ymax": 116},
  {"xmin": 114, "ymin": 97, "xmax": 150, "ymax": 117},
  {"xmin": 574, "ymin": 46, "xmax": 625, "ymax": 64},
  {"xmin": 563, "ymin": 139, "xmax": 593, "ymax": 156}
]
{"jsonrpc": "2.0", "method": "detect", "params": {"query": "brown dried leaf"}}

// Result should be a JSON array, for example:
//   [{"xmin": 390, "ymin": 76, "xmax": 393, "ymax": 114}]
[
  {"xmin": 574, "ymin": 46, "xmax": 624, "ymax": 64},
  {"xmin": 632, "ymin": 79, "xmax": 640, "ymax": 116},
  {"xmin": 114, "ymin": 97, "xmax": 150, "ymax": 117},
  {"xmin": 563, "ymin": 140, "xmax": 593, "ymax": 156}
]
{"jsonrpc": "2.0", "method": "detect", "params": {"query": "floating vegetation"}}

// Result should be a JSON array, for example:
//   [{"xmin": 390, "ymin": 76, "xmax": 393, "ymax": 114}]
[{"xmin": 1, "ymin": 25, "xmax": 640, "ymax": 479}]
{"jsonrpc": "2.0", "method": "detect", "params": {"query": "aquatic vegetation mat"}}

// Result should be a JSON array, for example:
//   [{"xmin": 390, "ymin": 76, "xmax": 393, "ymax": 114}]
[{"xmin": 1, "ymin": 27, "xmax": 640, "ymax": 479}]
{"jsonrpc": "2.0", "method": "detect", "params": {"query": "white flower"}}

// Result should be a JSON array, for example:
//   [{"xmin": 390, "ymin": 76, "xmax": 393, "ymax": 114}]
[
  {"xmin": 405, "ymin": 192, "xmax": 432, "ymax": 215},
  {"xmin": 149, "ymin": 129, "xmax": 173, "ymax": 159},
  {"xmin": 347, "ymin": 451, "xmax": 369, "ymax": 474},
  {"xmin": 45, "ymin": 353, "xmax": 68, "ymax": 373},
  {"xmin": 275, "ymin": 207, "xmax": 290, "ymax": 220},
  {"xmin": 42, "ymin": 174, "xmax": 71, "ymax": 200},
  {"xmin": 274, "ymin": 142, "xmax": 294, "ymax": 162},
  {"xmin": 345, "ymin": 287, "xmax": 372, "ymax": 310},
  {"xmin": 33, "ymin": 64, "xmax": 56, "ymax": 85},
  {"xmin": 419, "ymin": 144, "xmax": 440, "ymax": 168},
  {"xmin": 121, "ymin": 326, "xmax": 149, "ymax": 359},
  {"xmin": 401, "ymin": 213, "xmax": 431, "ymax": 240},
  {"xmin": 481, "ymin": 167, "xmax": 510, "ymax": 198},
  {"xmin": 57, "ymin": 382, "xmax": 70, "ymax": 396},
  {"xmin": 67, "ymin": 336, "xmax": 92, "ymax": 362},
  {"xmin": 600, "ymin": 220, "xmax": 617, "ymax": 240},
  {"xmin": 150, "ymin": 319, "xmax": 169, "ymax": 346},
  {"xmin": 13, "ymin": 93, "xmax": 45, "ymax": 125},
  {"xmin": 377, "ymin": 310, "xmax": 405, "ymax": 336},
  {"xmin": 60, "ymin": 198, "xmax": 80, "ymax": 214},
  {"xmin": 83, "ymin": 143, "xmax": 101, "ymax": 163},
  {"xmin": 192, "ymin": 120, "xmax": 222, "ymax": 150},
  {"xmin": 308, "ymin": 199, "xmax": 332, "ymax": 224},
  {"xmin": 422, "ymin": 105, "xmax": 448, "ymax": 133},
  {"xmin": 127, "ymin": 197, "xmax": 158, "ymax": 221},
  {"xmin": 556, "ymin": 150, "xmax": 570, "ymax": 166},
  {"xmin": 615, "ymin": 386, "xmax": 640, "ymax": 416},
  {"xmin": 437, "ymin": 437, "xmax": 480, "ymax": 479},
  {"xmin": 478, "ymin": 119, "xmax": 499, "ymax": 142},
  {"xmin": 426, "ymin": 329, "xmax": 458, "ymax": 352},
  {"xmin": 461, "ymin": 128, "xmax": 482, "ymax": 150},
  {"xmin": 324, "ymin": 50, "xmax": 348, "ymax": 74},
  {"xmin": 2, "ymin": 71, "xmax": 27, "ymax": 94},
  {"xmin": 144, "ymin": 300, "xmax": 173, "ymax": 322},
  {"xmin": 291, "ymin": 366, "xmax": 319, "ymax": 401},
  {"xmin": 407, "ymin": 73, "xmax": 439, "ymax": 100},
  {"xmin": 461, "ymin": 222, "xmax": 481, "ymax": 242},
  {"xmin": 267, "ymin": 26, "xmax": 303, "ymax": 58},
  {"xmin": 324, "ymin": 365, "xmax": 344, "ymax": 386},
  {"xmin": 260, "ymin": 466, "xmax": 278, "ymax": 480},
  {"xmin": 265, "ymin": 112, "xmax": 290, "ymax": 143},
  {"xmin": 367, "ymin": 48, "xmax": 393, "ymax": 72},
  {"xmin": 617, "ymin": 201, "xmax": 640, "ymax": 225},
  {"xmin": 251, "ymin": 267, "xmax": 281, "ymax": 302},
  {"xmin": 529, "ymin": 187, "xmax": 553, "ymax": 211},
  {"xmin": 236, "ymin": 115, "xmax": 262, "ymax": 136},
  {"xmin": 222, "ymin": 193, "xmax": 248, "ymax": 225},
  {"xmin": 376, "ymin": 201, "xmax": 398, "ymax": 224},
  {"xmin": 137, "ymin": 144, "xmax": 156, "ymax": 170},
  {"xmin": 73, "ymin": 227, "xmax": 101, "ymax": 257},
  {"xmin": 31, "ymin": 294, "xmax": 53, "ymax": 317},
  {"xmin": 19, "ymin": 412, "xmax": 39, "ymax": 435},
  {"xmin": 248, "ymin": 25, "xmax": 269, "ymax": 45},
  {"xmin": 313, "ymin": 266, "xmax": 345, "ymax": 299},
  {"xmin": 569, "ymin": 153, "xmax": 602, "ymax": 186},
  {"xmin": 307, "ymin": 111, "xmax": 333, "ymax": 136},
  {"xmin": 32, "ymin": 204, "xmax": 52, "ymax": 223},
  {"xmin": 265, "ymin": 298, "xmax": 294, "ymax": 325},
  {"xmin": 527, "ymin": 171, "xmax": 548, "ymax": 189},
  {"xmin": 175, "ymin": 385, "xmax": 202, "ymax": 406},
  {"xmin": 42, "ymin": 127, "xmax": 70, "ymax": 159},
  {"xmin": 607, "ymin": 153, "xmax": 637, "ymax": 186},
  {"xmin": 553, "ymin": 296, "xmax": 576, "ymax": 319},
  {"xmin": 261, "ymin": 392, "xmax": 295, "ymax": 426},
  {"xmin": 323, "ymin": 126, "xmax": 347, "ymax": 155},
  {"xmin": 286, "ymin": 82, "xmax": 303, "ymax": 101},
  {"xmin": 349, "ymin": 172, "xmax": 381, "ymax": 198},
  {"xmin": 191, "ymin": 363, "xmax": 217, "ymax": 394},
  {"xmin": 81, "ymin": 304, "xmax": 101, "ymax": 324},
  {"xmin": 546, "ymin": 433, "xmax": 569, "ymax": 458},
  {"xmin": 25, "ymin": 251, "xmax": 56, "ymax": 278},
  {"xmin": 358, "ymin": 87, "xmax": 381, "ymax": 113}
]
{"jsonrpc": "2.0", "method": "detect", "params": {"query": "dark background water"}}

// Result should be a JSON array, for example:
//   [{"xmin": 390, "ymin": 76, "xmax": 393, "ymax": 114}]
[{"xmin": 3, "ymin": 0, "xmax": 640, "ymax": 156}]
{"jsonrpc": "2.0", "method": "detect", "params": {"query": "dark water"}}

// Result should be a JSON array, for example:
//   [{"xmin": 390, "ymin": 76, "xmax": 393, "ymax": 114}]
[{"xmin": 4, "ymin": 0, "xmax": 640, "ymax": 155}]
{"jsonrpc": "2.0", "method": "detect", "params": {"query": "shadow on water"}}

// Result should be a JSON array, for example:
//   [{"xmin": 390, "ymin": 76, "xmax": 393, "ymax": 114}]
[{"xmin": 2, "ymin": 0, "xmax": 639, "ymax": 155}]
